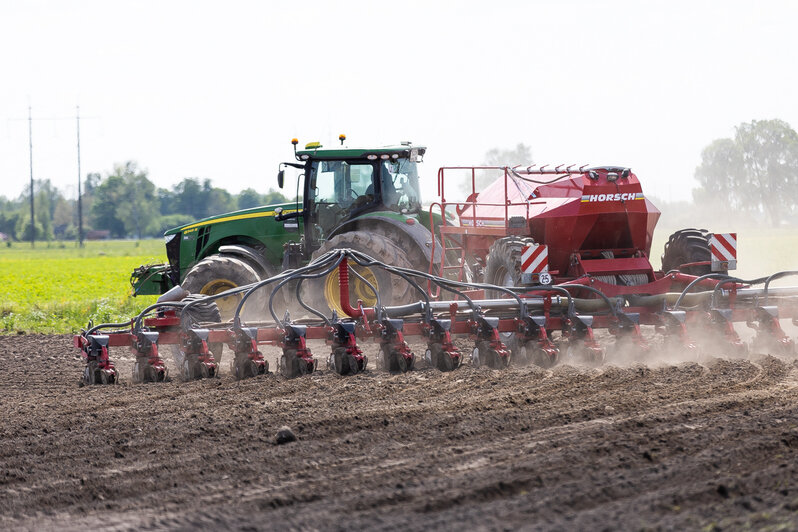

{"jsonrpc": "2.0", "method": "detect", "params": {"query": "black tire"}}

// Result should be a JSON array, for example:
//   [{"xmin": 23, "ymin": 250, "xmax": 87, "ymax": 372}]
[
  {"xmin": 661, "ymin": 228, "xmax": 712, "ymax": 276},
  {"xmin": 332, "ymin": 347, "xmax": 348, "ymax": 375},
  {"xmin": 280, "ymin": 349, "xmax": 299, "ymax": 379},
  {"xmin": 370, "ymin": 226, "xmax": 430, "ymax": 274},
  {"xmin": 179, "ymin": 293, "xmax": 223, "ymax": 324},
  {"xmin": 484, "ymin": 236, "xmax": 537, "ymax": 291},
  {"xmin": 181, "ymin": 255, "xmax": 263, "ymax": 321},
  {"xmin": 427, "ymin": 343, "xmax": 454, "ymax": 372},
  {"xmin": 484, "ymin": 236, "xmax": 537, "ymax": 362},
  {"xmin": 525, "ymin": 341, "xmax": 557, "ymax": 368},
  {"xmin": 305, "ymin": 231, "xmax": 415, "ymax": 316}
]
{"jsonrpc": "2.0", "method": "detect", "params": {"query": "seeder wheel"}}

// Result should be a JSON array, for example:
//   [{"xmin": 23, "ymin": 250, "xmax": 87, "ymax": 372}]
[
  {"xmin": 347, "ymin": 353, "xmax": 365, "ymax": 375},
  {"xmin": 752, "ymin": 335, "xmax": 795, "ymax": 356},
  {"xmin": 249, "ymin": 359, "xmax": 264, "ymax": 378},
  {"xmin": 83, "ymin": 362, "xmax": 98, "ymax": 385},
  {"xmin": 565, "ymin": 342, "xmax": 605, "ymax": 366},
  {"xmin": 153, "ymin": 367, "xmax": 167, "ymax": 382},
  {"xmin": 332, "ymin": 348, "xmax": 347, "ymax": 375},
  {"xmin": 380, "ymin": 348, "xmax": 414, "ymax": 373},
  {"xmin": 473, "ymin": 341, "xmax": 509, "ymax": 369},
  {"xmin": 298, "ymin": 355, "xmax": 315, "ymax": 376},
  {"xmin": 280, "ymin": 350, "xmax": 299, "ymax": 378},
  {"xmin": 331, "ymin": 348, "xmax": 364, "ymax": 376},
  {"xmin": 395, "ymin": 350, "xmax": 414, "ymax": 373},
  {"xmin": 525, "ymin": 341, "xmax": 558, "ymax": 368},
  {"xmin": 181, "ymin": 359, "xmax": 195, "ymax": 381},
  {"xmin": 427, "ymin": 343, "xmax": 459, "ymax": 372},
  {"xmin": 377, "ymin": 347, "xmax": 389, "ymax": 371}
]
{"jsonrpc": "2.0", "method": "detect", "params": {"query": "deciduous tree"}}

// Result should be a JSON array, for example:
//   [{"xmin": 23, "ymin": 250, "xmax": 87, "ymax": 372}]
[{"xmin": 694, "ymin": 119, "xmax": 798, "ymax": 226}]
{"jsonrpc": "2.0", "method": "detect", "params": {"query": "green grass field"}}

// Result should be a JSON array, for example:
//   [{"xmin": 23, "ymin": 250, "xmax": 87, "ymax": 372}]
[
  {"xmin": 0, "ymin": 240, "xmax": 165, "ymax": 334},
  {"xmin": 1, "ymin": 228, "xmax": 796, "ymax": 334}
]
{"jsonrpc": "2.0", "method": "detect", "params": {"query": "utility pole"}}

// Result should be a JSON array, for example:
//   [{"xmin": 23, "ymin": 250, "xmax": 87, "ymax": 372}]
[
  {"xmin": 76, "ymin": 106, "xmax": 84, "ymax": 247},
  {"xmin": 28, "ymin": 106, "xmax": 35, "ymax": 248}
]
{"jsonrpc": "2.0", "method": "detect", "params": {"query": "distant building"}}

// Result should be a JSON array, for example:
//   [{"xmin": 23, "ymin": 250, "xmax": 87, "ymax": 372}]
[
  {"xmin": 0, "ymin": 232, "xmax": 8, "ymax": 242},
  {"xmin": 85, "ymin": 230, "xmax": 111, "ymax": 240}
]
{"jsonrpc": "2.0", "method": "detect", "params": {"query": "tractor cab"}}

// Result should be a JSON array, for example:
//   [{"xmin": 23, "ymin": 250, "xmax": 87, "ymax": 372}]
[{"xmin": 278, "ymin": 138, "xmax": 426, "ymax": 253}]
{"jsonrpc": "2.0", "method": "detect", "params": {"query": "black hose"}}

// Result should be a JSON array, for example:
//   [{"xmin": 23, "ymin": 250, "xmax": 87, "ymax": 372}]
[
  {"xmin": 763, "ymin": 270, "xmax": 798, "ymax": 305},
  {"xmin": 555, "ymin": 284, "xmax": 619, "ymax": 317},
  {"xmin": 267, "ymin": 253, "xmax": 345, "ymax": 324}
]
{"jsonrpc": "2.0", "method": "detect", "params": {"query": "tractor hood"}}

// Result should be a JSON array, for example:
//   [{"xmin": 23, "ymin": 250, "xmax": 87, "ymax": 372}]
[
  {"xmin": 164, "ymin": 202, "xmax": 299, "ymax": 236},
  {"xmin": 163, "ymin": 201, "xmax": 303, "ymax": 284}
]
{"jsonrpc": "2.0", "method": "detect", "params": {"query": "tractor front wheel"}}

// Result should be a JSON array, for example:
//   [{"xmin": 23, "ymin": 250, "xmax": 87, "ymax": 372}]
[{"xmin": 181, "ymin": 255, "xmax": 263, "ymax": 321}]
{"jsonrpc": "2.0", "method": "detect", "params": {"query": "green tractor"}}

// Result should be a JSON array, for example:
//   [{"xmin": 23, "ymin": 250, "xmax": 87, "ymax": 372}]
[{"xmin": 131, "ymin": 137, "xmax": 445, "ymax": 318}]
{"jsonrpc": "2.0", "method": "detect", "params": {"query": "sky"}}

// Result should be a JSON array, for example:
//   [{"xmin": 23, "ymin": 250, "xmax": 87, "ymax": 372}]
[{"xmin": 1, "ymin": 0, "xmax": 796, "ymax": 204}]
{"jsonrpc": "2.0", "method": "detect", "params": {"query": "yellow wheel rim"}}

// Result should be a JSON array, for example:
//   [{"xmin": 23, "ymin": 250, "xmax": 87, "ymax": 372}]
[
  {"xmin": 200, "ymin": 278, "xmax": 240, "ymax": 320},
  {"xmin": 323, "ymin": 265, "xmax": 379, "ymax": 316}
]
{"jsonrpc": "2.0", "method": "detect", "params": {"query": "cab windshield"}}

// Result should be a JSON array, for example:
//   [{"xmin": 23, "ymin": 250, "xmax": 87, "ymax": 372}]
[
  {"xmin": 379, "ymin": 158, "xmax": 422, "ymax": 213},
  {"xmin": 310, "ymin": 158, "xmax": 422, "ymax": 214}
]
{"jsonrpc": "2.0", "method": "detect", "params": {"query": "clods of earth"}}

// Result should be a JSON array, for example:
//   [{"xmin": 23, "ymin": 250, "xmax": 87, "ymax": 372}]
[{"xmin": 1, "ymin": 333, "xmax": 798, "ymax": 530}]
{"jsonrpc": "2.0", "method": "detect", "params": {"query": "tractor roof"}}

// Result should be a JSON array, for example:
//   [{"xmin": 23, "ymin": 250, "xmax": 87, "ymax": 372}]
[{"xmin": 296, "ymin": 143, "xmax": 426, "ymax": 160}]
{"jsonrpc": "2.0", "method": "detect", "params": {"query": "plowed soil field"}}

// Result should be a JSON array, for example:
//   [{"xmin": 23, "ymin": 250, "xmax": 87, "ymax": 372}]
[{"xmin": 2, "ymin": 333, "xmax": 798, "ymax": 531}]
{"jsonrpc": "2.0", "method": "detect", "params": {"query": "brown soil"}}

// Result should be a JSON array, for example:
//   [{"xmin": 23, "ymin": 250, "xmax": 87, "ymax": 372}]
[{"xmin": 2, "ymin": 333, "xmax": 798, "ymax": 531}]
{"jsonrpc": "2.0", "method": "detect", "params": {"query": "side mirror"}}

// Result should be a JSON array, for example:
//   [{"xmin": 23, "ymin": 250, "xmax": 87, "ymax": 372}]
[{"xmin": 277, "ymin": 169, "xmax": 285, "ymax": 189}]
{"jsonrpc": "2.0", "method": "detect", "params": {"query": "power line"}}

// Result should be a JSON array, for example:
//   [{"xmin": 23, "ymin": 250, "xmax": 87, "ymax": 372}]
[
  {"xmin": 77, "ymin": 106, "xmax": 84, "ymax": 247},
  {"xmin": 9, "ymin": 107, "xmax": 98, "ymax": 245},
  {"xmin": 28, "ymin": 106, "xmax": 34, "ymax": 248}
]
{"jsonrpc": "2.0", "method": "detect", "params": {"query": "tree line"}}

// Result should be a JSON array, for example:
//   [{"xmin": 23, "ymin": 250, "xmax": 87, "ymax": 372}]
[
  {"xmin": 2, "ymin": 118, "xmax": 793, "ymax": 243},
  {"xmin": 694, "ymin": 119, "xmax": 798, "ymax": 227},
  {"xmin": 0, "ymin": 161, "xmax": 288, "ymax": 242}
]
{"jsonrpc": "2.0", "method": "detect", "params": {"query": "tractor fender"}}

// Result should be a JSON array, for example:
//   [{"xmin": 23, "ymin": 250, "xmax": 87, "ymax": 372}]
[
  {"xmin": 329, "ymin": 215, "xmax": 443, "ymax": 266},
  {"xmin": 218, "ymin": 244, "xmax": 275, "ymax": 278}
]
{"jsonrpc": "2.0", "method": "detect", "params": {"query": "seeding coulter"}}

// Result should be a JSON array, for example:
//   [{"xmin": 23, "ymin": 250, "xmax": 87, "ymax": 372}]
[
  {"xmin": 75, "ymin": 246, "xmax": 798, "ymax": 385},
  {"xmin": 77, "ymin": 163, "xmax": 798, "ymax": 385}
]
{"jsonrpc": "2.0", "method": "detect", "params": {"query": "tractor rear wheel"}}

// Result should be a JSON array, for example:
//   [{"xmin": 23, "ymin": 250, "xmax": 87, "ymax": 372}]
[
  {"xmin": 306, "ymin": 231, "xmax": 415, "ymax": 316},
  {"xmin": 484, "ymin": 236, "xmax": 536, "ymax": 365},
  {"xmin": 661, "ymin": 228, "xmax": 712, "ymax": 276},
  {"xmin": 181, "ymin": 255, "xmax": 263, "ymax": 321}
]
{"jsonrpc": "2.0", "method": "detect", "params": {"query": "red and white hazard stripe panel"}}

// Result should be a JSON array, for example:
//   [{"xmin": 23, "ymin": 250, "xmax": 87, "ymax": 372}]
[
  {"xmin": 521, "ymin": 244, "xmax": 549, "ymax": 274},
  {"xmin": 710, "ymin": 233, "xmax": 737, "ymax": 271}
]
